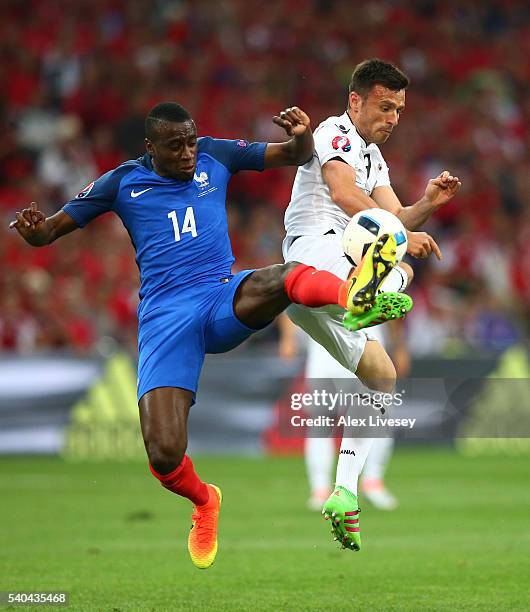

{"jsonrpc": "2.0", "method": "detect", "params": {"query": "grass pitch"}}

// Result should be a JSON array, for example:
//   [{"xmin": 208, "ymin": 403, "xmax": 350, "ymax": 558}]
[{"xmin": 1, "ymin": 449, "xmax": 529, "ymax": 611}]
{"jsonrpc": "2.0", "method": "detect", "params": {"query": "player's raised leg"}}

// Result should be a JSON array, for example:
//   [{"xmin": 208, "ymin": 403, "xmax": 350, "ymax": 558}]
[
  {"xmin": 232, "ymin": 236, "xmax": 404, "ymax": 331},
  {"xmin": 232, "ymin": 261, "xmax": 347, "ymax": 328},
  {"xmin": 139, "ymin": 387, "xmax": 222, "ymax": 569},
  {"xmin": 231, "ymin": 255, "xmax": 402, "ymax": 394}
]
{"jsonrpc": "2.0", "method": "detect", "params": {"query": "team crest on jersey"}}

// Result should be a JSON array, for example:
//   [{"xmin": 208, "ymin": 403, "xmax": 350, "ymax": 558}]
[
  {"xmin": 335, "ymin": 124, "xmax": 350, "ymax": 134},
  {"xmin": 76, "ymin": 181, "xmax": 94, "ymax": 199},
  {"xmin": 194, "ymin": 171, "xmax": 209, "ymax": 188},
  {"xmin": 332, "ymin": 136, "xmax": 351, "ymax": 152},
  {"xmin": 237, "ymin": 140, "xmax": 248, "ymax": 147}
]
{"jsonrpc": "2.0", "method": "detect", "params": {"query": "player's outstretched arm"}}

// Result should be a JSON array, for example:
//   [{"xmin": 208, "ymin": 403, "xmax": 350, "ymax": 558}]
[
  {"xmin": 321, "ymin": 165, "xmax": 442, "ymax": 260},
  {"xmin": 264, "ymin": 106, "xmax": 313, "ymax": 168},
  {"xmin": 9, "ymin": 202, "xmax": 79, "ymax": 246},
  {"xmin": 372, "ymin": 172, "xmax": 462, "ymax": 260},
  {"xmin": 373, "ymin": 171, "xmax": 461, "ymax": 231}
]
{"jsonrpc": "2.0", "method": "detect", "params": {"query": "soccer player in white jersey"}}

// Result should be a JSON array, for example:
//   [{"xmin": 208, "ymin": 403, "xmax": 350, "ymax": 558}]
[{"xmin": 282, "ymin": 58, "xmax": 461, "ymax": 550}]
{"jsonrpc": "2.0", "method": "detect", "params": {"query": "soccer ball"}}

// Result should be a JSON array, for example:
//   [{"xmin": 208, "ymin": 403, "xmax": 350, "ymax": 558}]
[{"xmin": 342, "ymin": 208, "xmax": 407, "ymax": 266}]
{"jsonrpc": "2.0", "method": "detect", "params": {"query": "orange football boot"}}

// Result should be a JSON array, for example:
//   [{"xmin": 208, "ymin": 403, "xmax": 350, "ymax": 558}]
[{"xmin": 188, "ymin": 483, "xmax": 222, "ymax": 569}]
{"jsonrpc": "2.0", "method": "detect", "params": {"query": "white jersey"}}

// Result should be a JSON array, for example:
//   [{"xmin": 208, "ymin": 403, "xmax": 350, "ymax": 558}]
[{"xmin": 284, "ymin": 111, "xmax": 391, "ymax": 237}]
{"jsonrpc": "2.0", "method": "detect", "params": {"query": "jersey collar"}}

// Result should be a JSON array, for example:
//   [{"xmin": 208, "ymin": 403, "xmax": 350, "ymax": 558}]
[
  {"xmin": 141, "ymin": 153, "xmax": 154, "ymax": 171},
  {"xmin": 343, "ymin": 111, "xmax": 368, "ymax": 148}
]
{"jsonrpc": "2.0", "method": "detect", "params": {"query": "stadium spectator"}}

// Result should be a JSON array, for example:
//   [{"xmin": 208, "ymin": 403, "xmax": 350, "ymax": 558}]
[{"xmin": 1, "ymin": 0, "xmax": 528, "ymax": 356}]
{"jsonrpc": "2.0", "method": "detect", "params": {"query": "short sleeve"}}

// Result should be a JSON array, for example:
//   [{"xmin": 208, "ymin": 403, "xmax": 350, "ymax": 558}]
[
  {"xmin": 62, "ymin": 165, "xmax": 132, "ymax": 228},
  {"xmin": 198, "ymin": 137, "xmax": 266, "ymax": 173},
  {"xmin": 314, "ymin": 124, "xmax": 361, "ymax": 168}
]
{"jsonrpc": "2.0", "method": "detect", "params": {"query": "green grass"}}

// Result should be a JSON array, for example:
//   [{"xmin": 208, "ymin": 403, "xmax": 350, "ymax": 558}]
[{"xmin": 1, "ymin": 449, "xmax": 529, "ymax": 611}]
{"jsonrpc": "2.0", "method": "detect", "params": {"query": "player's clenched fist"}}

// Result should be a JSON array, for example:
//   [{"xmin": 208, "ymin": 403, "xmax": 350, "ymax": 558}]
[{"xmin": 272, "ymin": 107, "xmax": 310, "ymax": 137}]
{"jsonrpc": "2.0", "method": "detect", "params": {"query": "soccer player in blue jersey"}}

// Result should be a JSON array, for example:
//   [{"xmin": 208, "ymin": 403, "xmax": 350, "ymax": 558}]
[{"xmin": 10, "ymin": 102, "xmax": 406, "ymax": 568}]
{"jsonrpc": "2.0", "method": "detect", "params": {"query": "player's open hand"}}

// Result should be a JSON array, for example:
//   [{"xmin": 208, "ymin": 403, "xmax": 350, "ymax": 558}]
[
  {"xmin": 407, "ymin": 230, "xmax": 442, "ymax": 260},
  {"xmin": 272, "ymin": 107, "xmax": 310, "ymax": 137},
  {"xmin": 424, "ymin": 171, "xmax": 461, "ymax": 207},
  {"xmin": 9, "ymin": 201, "xmax": 46, "ymax": 240}
]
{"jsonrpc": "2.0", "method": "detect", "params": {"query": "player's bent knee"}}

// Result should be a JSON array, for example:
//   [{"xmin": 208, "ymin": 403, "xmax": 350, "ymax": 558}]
[
  {"xmin": 145, "ymin": 438, "xmax": 187, "ymax": 475},
  {"xmin": 360, "ymin": 365, "xmax": 396, "ymax": 394},
  {"xmin": 266, "ymin": 262, "xmax": 300, "ymax": 295},
  {"xmin": 248, "ymin": 262, "xmax": 300, "ymax": 299},
  {"xmin": 372, "ymin": 362, "xmax": 397, "ymax": 394},
  {"xmin": 356, "ymin": 340, "xmax": 397, "ymax": 394},
  {"xmin": 282, "ymin": 261, "xmax": 302, "ymax": 277}
]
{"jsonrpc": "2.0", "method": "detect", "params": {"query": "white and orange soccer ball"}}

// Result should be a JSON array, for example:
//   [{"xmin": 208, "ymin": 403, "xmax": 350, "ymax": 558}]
[{"xmin": 342, "ymin": 208, "xmax": 408, "ymax": 266}]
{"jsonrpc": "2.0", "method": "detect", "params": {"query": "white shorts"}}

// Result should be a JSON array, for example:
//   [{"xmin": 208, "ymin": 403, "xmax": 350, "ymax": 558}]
[
  {"xmin": 282, "ymin": 233, "xmax": 374, "ymax": 374},
  {"xmin": 305, "ymin": 326, "xmax": 385, "ymax": 379}
]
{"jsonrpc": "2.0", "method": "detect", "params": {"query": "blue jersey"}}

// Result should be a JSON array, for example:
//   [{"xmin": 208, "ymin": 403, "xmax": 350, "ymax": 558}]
[{"xmin": 63, "ymin": 137, "xmax": 266, "ymax": 317}]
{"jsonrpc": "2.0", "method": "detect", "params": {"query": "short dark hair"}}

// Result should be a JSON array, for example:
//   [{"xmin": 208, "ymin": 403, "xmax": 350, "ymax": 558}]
[
  {"xmin": 145, "ymin": 102, "xmax": 193, "ymax": 141},
  {"xmin": 348, "ymin": 59, "xmax": 410, "ymax": 98}
]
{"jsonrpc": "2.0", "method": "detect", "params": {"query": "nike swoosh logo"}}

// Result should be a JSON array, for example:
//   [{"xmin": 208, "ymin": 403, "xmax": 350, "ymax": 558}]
[{"xmin": 131, "ymin": 188, "xmax": 153, "ymax": 198}]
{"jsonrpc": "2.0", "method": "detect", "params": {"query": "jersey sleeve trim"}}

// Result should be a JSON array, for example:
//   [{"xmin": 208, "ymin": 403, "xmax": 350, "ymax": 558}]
[
  {"xmin": 320, "ymin": 150, "xmax": 356, "ymax": 169},
  {"xmin": 62, "ymin": 162, "xmax": 136, "ymax": 228},
  {"xmin": 62, "ymin": 202, "xmax": 86, "ymax": 228},
  {"xmin": 315, "ymin": 125, "xmax": 359, "ymax": 169},
  {"xmin": 198, "ymin": 136, "xmax": 266, "ymax": 173}
]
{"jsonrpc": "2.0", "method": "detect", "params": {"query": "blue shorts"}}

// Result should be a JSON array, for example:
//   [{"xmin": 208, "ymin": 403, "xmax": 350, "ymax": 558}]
[{"xmin": 137, "ymin": 270, "xmax": 259, "ymax": 401}]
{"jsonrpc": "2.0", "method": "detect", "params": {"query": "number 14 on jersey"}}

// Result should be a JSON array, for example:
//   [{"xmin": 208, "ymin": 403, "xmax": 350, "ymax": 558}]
[{"xmin": 168, "ymin": 207, "xmax": 198, "ymax": 242}]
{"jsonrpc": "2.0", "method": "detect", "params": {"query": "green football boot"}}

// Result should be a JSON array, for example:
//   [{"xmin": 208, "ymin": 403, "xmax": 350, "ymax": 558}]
[
  {"xmin": 322, "ymin": 486, "xmax": 361, "ymax": 551},
  {"xmin": 340, "ymin": 234, "xmax": 398, "ymax": 315},
  {"xmin": 343, "ymin": 292, "xmax": 413, "ymax": 332}
]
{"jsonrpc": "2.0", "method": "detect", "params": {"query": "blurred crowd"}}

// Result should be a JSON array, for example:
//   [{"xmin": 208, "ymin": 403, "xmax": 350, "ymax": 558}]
[{"xmin": 1, "ymin": 0, "xmax": 529, "ymax": 357}]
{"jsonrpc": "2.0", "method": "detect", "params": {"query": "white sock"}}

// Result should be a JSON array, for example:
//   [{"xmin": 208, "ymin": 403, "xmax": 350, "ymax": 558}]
[
  {"xmin": 334, "ymin": 436, "xmax": 375, "ymax": 496},
  {"xmin": 379, "ymin": 265, "xmax": 409, "ymax": 293},
  {"xmin": 305, "ymin": 436, "xmax": 334, "ymax": 494},
  {"xmin": 362, "ymin": 437, "xmax": 395, "ymax": 482}
]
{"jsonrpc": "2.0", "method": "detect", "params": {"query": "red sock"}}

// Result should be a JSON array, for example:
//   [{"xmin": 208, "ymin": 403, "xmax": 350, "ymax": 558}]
[
  {"xmin": 284, "ymin": 264, "xmax": 346, "ymax": 308},
  {"xmin": 149, "ymin": 455, "xmax": 209, "ymax": 506}
]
